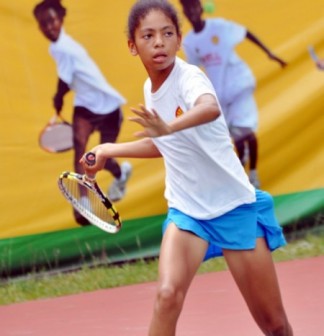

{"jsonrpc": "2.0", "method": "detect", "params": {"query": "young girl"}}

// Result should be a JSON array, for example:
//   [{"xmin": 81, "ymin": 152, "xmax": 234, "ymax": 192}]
[
  {"xmin": 80, "ymin": 0, "xmax": 293, "ymax": 335},
  {"xmin": 33, "ymin": 0, "xmax": 132, "ymax": 224},
  {"xmin": 179, "ymin": 0, "xmax": 287, "ymax": 188}
]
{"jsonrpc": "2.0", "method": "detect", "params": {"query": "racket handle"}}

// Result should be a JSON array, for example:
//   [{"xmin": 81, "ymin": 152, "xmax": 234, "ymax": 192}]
[
  {"xmin": 84, "ymin": 152, "xmax": 96, "ymax": 180},
  {"xmin": 49, "ymin": 114, "xmax": 58, "ymax": 125},
  {"xmin": 85, "ymin": 152, "xmax": 96, "ymax": 166}
]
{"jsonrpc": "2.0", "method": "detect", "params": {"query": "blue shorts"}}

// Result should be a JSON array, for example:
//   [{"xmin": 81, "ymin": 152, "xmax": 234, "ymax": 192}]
[{"xmin": 163, "ymin": 190, "xmax": 286, "ymax": 261}]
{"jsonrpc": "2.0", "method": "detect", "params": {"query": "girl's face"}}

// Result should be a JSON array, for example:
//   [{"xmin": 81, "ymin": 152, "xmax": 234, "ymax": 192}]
[
  {"xmin": 128, "ymin": 9, "xmax": 181, "ymax": 76},
  {"xmin": 36, "ymin": 8, "xmax": 63, "ymax": 42}
]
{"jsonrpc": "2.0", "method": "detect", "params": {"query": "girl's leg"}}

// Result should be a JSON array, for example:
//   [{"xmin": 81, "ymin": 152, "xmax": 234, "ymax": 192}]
[
  {"xmin": 234, "ymin": 136, "xmax": 246, "ymax": 164},
  {"xmin": 72, "ymin": 109, "xmax": 94, "ymax": 225},
  {"xmin": 246, "ymin": 131, "xmax": 260, "ymax": 187},
  {"xmin": 73, "ymin": 109, "xmax": 94, "ymax": 174},
  {"xmin": 149, "ymin": 223, "xmax": 208, "ymax": 336},
  {"xmin": 223, "ymin": 238, "xmax": 293, "ymax": 336},
  {"xmin": 247, "ymin": 132, "xmax": 258, "ymax": 170},
  {"xmin": 232, "ymin": 129, "xmax": 257, "ymax": 168},
  {"xmin": 232, "ymin": 127, "xmax": 260, "ymax": 187},
  {"xmin": 98, "ymin": 108, "xmax": 123, "ymax": 179}
]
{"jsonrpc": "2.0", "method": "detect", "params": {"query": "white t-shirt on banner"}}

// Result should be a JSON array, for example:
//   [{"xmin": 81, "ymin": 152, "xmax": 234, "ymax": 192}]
[
  {"xmin": 183, "ymin": 18, "xmax": 256, "ymax": 105},
  {"xmin": 183, "ymin": 19, "xmax": 257, "ymax": 128},
  {"xmin": 144, "ymin": 57, "xmax": 255, "ymax": 220},
  {"xmin": 50, "ymin": 29, "xmax": 126, "ymax": 114}
]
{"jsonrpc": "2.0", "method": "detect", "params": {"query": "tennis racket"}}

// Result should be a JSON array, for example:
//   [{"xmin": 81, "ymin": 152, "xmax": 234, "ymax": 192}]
[
  {"xmin": 308, "ymin": 45, "xmax": 319, "ymax": 63},
  {"xmin": 57, "ymin": 152, "xmax": 122, "ymax": 233},
  {"xmin": 39, "ymin": 114, "xmax": 73, "ymax": 153}
]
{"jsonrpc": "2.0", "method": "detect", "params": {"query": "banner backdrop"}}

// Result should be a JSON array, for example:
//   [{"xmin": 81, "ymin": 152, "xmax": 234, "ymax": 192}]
[{"xmin": 1, "ymin": 1, "xmax": 324, "ymax": 244}]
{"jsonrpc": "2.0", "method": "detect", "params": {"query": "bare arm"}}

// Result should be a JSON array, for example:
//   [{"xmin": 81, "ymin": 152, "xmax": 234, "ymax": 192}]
[
  {"xmin": 53, "ymin": 78, "xmax": 70, "ymax": 114},
  {"xmin": 80, "ymin": 138, "xmax": 161, "ymax": 176},
  {"xmin": 129, "ymin": 93, "xmax": 220, "ymax": 138},
  {"xmin": 246, "ymin": 31, "xmax": 287, "ymax": 67},
  {"xmin": 80, "ymin": 93, "xmax": 220, "ymax": 175}
]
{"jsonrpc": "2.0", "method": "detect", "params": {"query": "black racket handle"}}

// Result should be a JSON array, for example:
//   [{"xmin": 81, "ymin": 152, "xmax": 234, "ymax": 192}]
[
  {"xmin": 85, "ymin": 152, "xmax": 96, "ymax": 166},
  {"xmin": 84, "ymin": 152, "xmax": 96, "ymax": 180}
]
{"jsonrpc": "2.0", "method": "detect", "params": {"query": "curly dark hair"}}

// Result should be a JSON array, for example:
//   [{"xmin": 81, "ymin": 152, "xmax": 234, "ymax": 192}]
[
  {"xmin": 179, "ymin": 0, "xmax": 201, "ymax": 4},
  {"xmin": 127, "ymin": 0, "xmax": 181, "ymax": 41},
  {"xmin": 33, "ymin": 0, "xmax": 67, "ymax": 19}
]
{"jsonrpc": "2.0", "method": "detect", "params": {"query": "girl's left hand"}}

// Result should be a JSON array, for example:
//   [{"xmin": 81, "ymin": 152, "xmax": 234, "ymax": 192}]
[{"xmin": 129, "ymin": 104, "xmax": 172, "ymax": 138}]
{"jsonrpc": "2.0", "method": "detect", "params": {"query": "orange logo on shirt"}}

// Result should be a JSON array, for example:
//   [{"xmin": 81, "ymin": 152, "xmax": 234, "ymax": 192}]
[
  {"xmin": 211, "ymin": 36, "xmax": 219, "ymax": 44},
  {"xmin": 175, "ymin": 106, "xmax": 184, "ymax": 117}
]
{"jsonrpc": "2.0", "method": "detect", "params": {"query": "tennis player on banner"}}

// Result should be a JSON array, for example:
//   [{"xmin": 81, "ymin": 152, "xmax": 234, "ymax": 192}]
[
  {"xmin": 81, "ymin": 0, "xmax": 293, "ymax": 335},
  {"xmin": 179, "ymin": 0, "xmax": 287, "ymax": 188},
  {"xmin": 33, "ymin": 0, "xmax": 132, "ymax": 225}
]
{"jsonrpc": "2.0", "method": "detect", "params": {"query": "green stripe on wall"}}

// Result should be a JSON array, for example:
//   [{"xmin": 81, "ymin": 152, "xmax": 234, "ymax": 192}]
[
  {"xmin": 273, "ymin": 188, "xmax": 324, "ymax": 226},
  {"xmin": 1, "ymin": 188, "xmax": 324, "ymax": 277},
  {"xmin": 0, "ymin": 214, "xmax": 165, "ymax": 277}
]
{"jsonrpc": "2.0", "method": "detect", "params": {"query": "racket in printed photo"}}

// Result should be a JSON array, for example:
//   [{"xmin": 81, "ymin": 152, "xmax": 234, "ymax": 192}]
[
  {"xmin": 57, "ymin": 152, "xmax": 122, "ymax": 234},
  {"xmin": 39, "ymin": 114, "xmax": 73, "ymax": 153}
]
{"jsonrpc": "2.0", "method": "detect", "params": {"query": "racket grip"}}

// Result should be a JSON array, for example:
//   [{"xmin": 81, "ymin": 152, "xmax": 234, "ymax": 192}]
[
  {"xmin": 84, "ymin": 152, "xmax": 96, "ymax": 180},
  {"xmin": 85, "ymin": 152, "xmax": 96, "ymax": 166}
]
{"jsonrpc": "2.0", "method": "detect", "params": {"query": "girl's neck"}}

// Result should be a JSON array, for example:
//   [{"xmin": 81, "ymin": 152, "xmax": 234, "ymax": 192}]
[{"xmin": 147, "ymin": 61, "xmax": 175, "ymax": 93}]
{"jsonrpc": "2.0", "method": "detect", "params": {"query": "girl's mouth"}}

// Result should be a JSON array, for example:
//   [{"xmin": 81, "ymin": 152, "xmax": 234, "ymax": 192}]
[{"xmin": 153, "ymin": 53, "xmax": 167, "ymax": 63}]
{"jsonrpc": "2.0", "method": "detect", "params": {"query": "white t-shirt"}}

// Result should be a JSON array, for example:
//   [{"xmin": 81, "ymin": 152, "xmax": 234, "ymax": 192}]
[
  {"xmin": 50, "ymin": 29, "xmax": 126, "ymax": 114},
  {"xmin": 144, "ymin": 57, "xmax": 255, "ymax": 219},
  {"xmin": 182, "ymin": 18, "xmax": 256, "ymax": 107}
]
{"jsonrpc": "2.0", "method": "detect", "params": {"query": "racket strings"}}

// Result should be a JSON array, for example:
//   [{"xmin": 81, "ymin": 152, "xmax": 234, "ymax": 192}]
[
  {"xmin": 59, "ymin": 176, "xmax": 119, "ymax": 229},
  {"xmin": 40, "ymin": 123, "xmax": 73, "ymax": 152}
]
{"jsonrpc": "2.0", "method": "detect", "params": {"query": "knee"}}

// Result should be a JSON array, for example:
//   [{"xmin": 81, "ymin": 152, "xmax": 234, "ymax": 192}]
[{"xmin": 155, "ymin": 284, "xmax": 185, "ymax": 315}]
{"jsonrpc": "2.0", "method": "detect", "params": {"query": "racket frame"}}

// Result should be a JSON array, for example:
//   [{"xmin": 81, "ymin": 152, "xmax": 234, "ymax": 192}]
[
  {"xmin": 39, "ymin": 114, "xmax": 73, "ymax": 153},
  {"xmin": 58, "ymin": 171, "xmax": 122, "ymax": 234}
]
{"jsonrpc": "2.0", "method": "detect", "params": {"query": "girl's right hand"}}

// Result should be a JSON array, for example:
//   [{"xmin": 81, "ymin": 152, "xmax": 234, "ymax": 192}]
[
  {"xmin": 79, "ymin": 145, "xmax": 107, "ymax": 176},
  {"xmin": 129, "ymin": 104, "xmax": 172, "ymax": 138}
]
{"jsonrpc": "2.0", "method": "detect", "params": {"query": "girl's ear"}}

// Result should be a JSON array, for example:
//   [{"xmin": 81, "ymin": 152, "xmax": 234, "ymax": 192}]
[{"xmin": 128, "ymin": 40, "xmax": 138, "ymax": 56}]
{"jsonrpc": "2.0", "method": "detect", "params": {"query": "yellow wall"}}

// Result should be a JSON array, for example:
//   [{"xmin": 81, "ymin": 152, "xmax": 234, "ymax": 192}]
[{"xmin": 1, "ymin": 0, "xmax": 324, "ymax": 238}]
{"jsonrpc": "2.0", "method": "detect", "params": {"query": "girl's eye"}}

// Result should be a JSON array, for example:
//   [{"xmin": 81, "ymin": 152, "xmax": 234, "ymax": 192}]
[
  {"xmin": 143, "ymin": 34, "xmax": 152, "ymax": 40},
  {"xmin": 165, "ymin": 31, "xmax": 174, "ymax": 37}
]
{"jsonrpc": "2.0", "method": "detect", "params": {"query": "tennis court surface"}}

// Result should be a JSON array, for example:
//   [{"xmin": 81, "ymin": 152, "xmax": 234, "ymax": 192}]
[{"xmin": 1, "ymin": 256, "xmax": 323, "ymax": 335}]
